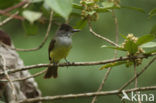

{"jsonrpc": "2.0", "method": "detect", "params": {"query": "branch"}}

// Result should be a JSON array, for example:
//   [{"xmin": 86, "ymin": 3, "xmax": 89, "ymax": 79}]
[
  {"xmin": 91, "ymin": 67, "xmax": 111, "ymax": 103},
  {"xmin": 134, "ymin": 63, "xmax": 138, "ymax": 88},
  {"xmin": 0, "ymin": 53, "xmax": 155, "ymax": 76},
  {"xmin": 0, "ymin": 54, "xmax": 16, "ymax": 101},
  {"xmin": 0, "ymin": 12, "xmax": 24, "ymax": 20},
  {"xmin": 88, "ymin": 22, "xmax": 119, "ymax": 47},
  {"xmin": 0, "ymin": 0, "xmax": 30, "ymax": 26},
  {"xmin": 119, "ymin": 56, "xmax": 156, "ymax": 91},
  {"xmin": 91, "ymin": 9, "xmax": 120, "ymax": 103},
  {"xmin": 19, "ymin": 85, "xmax": 156, "ymax": 103},
  {"xmin": 0, "ymin": 11, "xmax": 19, "ymax": 26},
  {"xmin": 0, "ymin": 11, "xmax": 53, "ymax": 52},
  {"xmin": 0, "ymin": 0, "xmax": 29, "ymax": 14},
  {"xmin": 0, "ymin": 70, "xmax": 46, "ymax": 82}
]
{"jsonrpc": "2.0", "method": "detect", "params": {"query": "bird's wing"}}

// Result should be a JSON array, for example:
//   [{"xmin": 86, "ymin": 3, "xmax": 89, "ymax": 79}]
[{"xmin": 48, "ymin": 39, "xmax": 56, "ymax": 60}]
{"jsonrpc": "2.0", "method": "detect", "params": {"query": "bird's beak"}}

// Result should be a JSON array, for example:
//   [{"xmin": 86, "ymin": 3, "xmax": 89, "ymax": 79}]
[{"xmin": 72, "ymin": 29, "xmax": 80, "ymax": 33}]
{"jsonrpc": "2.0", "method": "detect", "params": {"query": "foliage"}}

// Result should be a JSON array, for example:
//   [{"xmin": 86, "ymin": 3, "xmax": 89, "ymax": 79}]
[
  {"xmin": 1, "ymin": 0, "xmax": 156, "ymax": 103},
  {"xmin": 101, "ymin": 33, "xmax": 156, "ymax": 69}
]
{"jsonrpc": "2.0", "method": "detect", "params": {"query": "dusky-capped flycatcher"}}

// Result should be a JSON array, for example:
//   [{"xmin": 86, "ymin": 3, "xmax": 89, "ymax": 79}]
[{"xmin": 44, "ymin": 24, "xmax": 80, "ymax": 78}]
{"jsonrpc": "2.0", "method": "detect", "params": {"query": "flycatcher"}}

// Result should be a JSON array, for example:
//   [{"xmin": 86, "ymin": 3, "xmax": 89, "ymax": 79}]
[{"xmin": 44, "ymin": 24, "xmax": 80, "ymax": 79}]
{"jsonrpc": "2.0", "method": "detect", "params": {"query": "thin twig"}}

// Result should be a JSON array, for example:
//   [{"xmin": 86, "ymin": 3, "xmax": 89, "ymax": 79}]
[
  {"xmin": 0, "ymin": 12, "xmax": 24, "ymax": 20},
  {"xmin": 0, "ymin": 53, "xmax": 155, "ymax": 77},
  {"xmin": 19, "ymin": 85, "xmax": 156, "ymax": 103},
  {"xmin": 91, "ymin": 68, "xmax": 111, "ymax": 103},
  {"xmin": 0, "ymin": 11, "xmax": 54, "ymax": 52},
  {"xmin": 134, "ymin": 63, "xmax": 142, "ymax": 103},
  {"xmin": 112, "ymin": 11, "xmax": 119, "ymax": 46},
  {"xmin": 111, "ymin": 9, "xmax": 125, "ymax": 103},
  {"xmin": 119, "ymin": 56, "xmax": 156, "ymax": 91},
  {"xmin": 0, "ymin": 0, "xmax": 30, "ymax": 26},
  {"xmin": 0, "ymin": 11, "xmax": 19, "ymax": 26},
  {"xmin": 134, "ymin": 63, "xmax": 138, "ymax": 88},
  {"xmin": 118, "ymin": 56, "xmax": 156, "ymax": 103},
  {"xmin": 112, "ymin": 10, "xmax": 119, "ymax": 57},
  {"xmin": 0, "ymin": 70, "xmax": 46, "ymax": 82},
  {"xmin": 91, "ymin": 9, "xmax": 120, "ymax": 103},
  {"xmin": 88, "ymin": 22, "xmax": 119, "ymax": 47},
  {"xmin": 0, "ymin": 0, "xmax": 29, "ymax": 14},
  {"xmin": 0, "ymin": 54, "xmax": 17, "ymax": 101}
]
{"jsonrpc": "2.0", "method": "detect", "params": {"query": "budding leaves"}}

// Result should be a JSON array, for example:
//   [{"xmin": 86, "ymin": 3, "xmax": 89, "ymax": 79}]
[
  {"xmin": 44, "ymin": 0, "xmax": 72, "ymax": 20},
  {"xmin": 101, "ymin": 34, "xmax": 156, "ymax": 54},
  {"xmin": 124, "ymin": 39, "xmax": 138, "ymax": 54}
]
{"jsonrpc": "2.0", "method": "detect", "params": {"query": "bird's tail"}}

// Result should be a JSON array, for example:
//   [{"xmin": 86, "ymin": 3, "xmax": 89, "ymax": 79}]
[{"xmin": 44, "ymin": 66, "xmax": 58, "ymax": 79}]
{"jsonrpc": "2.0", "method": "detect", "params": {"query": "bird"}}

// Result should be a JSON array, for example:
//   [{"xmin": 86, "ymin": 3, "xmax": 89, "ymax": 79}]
[{"xmin": 44, "ymin": 24, "xmax": 80, "ymax": 78}]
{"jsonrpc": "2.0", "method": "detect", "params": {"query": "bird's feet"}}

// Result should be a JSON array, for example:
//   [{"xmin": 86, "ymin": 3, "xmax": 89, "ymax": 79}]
[
  {"xmin": 64, "ymin": 58, "xmax": 70, "ymax": 69},
  {"xmin": 52, "ymin": 58, "xmax": 57, "ymax": 66}
]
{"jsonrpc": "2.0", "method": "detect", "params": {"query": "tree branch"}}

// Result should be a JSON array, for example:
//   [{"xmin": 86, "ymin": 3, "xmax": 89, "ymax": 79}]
[
  {"xmin": 0, "ymin": 70, "xmax": 46, "ymax": 82},
  {"xmin": 88, "ymin": 22, "xmax": 119, "ymax": 47},
  {"xmin": 119, "ymin": 56, "xmax": 156, "ymax": 91},
  {"xmin": 0, "ymin": 0, "xmax": 29, "ymax": 14},
  {"xmin": 19, "ymin": 85, "xmax": 156, "ymax": 103},
  {"xmin": 0, "ymin": 11, "xmax": 19, "ymax": 26},
  {"xmin": 91, "ymin": 9, "xmax": 120, "ymax": 103},
  {"xmin": 0, "ymin": 53, "xmax": 17, "ymax": 101},
  {"xmin": 0, "ymin": 53, "xmax": 155, "ymax": 76},
  {"xmin": 0, "ymin": 0, "xmax": 30, "ymax": 26},
  {"xmin": 0, "ymin": 11, "xmax": 53, "ymax": 52}
]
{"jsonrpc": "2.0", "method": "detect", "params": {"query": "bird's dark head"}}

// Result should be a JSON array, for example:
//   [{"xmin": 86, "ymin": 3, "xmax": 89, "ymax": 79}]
[
  {"xmin": 0, "ymin": 30, "xmax": 11, "ymax": 46},
  {"xmin": 57, "ymin": 24, "xmax": 80, "ymax": 37}
]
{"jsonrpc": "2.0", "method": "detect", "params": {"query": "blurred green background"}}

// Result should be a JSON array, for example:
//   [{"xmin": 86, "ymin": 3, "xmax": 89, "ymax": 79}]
[{"xmin": 1, "ymin": 0, "xmax": 156, "ymax": 103}]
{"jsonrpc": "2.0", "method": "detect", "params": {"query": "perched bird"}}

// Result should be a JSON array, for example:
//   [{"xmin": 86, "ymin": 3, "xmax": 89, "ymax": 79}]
[{"xmin": 44, "ymin": 24, "xmax": 80, "ymax": 78}]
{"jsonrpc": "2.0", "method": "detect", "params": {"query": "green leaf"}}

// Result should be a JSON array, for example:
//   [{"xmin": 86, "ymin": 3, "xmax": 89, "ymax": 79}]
[
  {"xmin": 95, "ymin": 7, "xmax": 112, "ymax": 13},
  {"xmin": 23, "ymin": 21, "xmax": 38, "ymax": 35},
  {"xmin": 150, "ymin": 24, "xmax": 156, "ymax": 35},
  {"xmin": 72, "ymin": 3, "xmax": 82, "ymax": 9},
  {"xmin": 120, "ymin": 34, "xmax": 127, "ymax": 39},
  {"xmin": 102, "ymin": 1, "xmax": 114, "ymax": 8},
  {"xmin": 149, "ymin": 8, "xmax": 156, "ymax": 18},
  {"xmin": 141, "ymin": 42, "xmax": 156, "ymax": 48},
  {"xmin": 146, "ymin": 49, "xmax": 156, "ymax": 54},
  {"xmin": 101, "ymin": 45, "xmax": 126, "ymax": 51},
  {"xmin": 100, "ymin": 61, "xmax": 127, "ymax": 70},
  {"xmin": 44, "ymin": 0, "xmax": 72, "ymax": 20},
  {"xmin": 136, "ymin": 34, "xmax": 155, "ymax": 46},
  {"xmin": 22, "ymin": 10, "xmax": 42, "ymax": 24},
  {"xmin": 124, "ymin": 39, "xmax": 138, "ymax": 54},
  {"xmin": 96, "ymin": 1, "xmax": 120, "ymax": 13},
  {"xmin": 121, "ymin": 6, "xmax": 145, "ymax": 13},
  {"xmin": 75, "ymin": 19, "xmax": 87, "ymax": 29}
]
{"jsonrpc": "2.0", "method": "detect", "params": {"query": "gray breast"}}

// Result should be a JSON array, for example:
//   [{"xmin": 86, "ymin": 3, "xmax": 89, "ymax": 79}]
[{"xmin": 55, "ymin": 36, "xmax": 72, "ymax": 47}]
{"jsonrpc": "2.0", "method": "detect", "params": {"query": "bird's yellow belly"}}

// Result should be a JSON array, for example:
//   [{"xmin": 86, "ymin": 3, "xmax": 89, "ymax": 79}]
[{"xmin": 50, "ymin": 46, "xmax": 71, "ymax": 62}]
